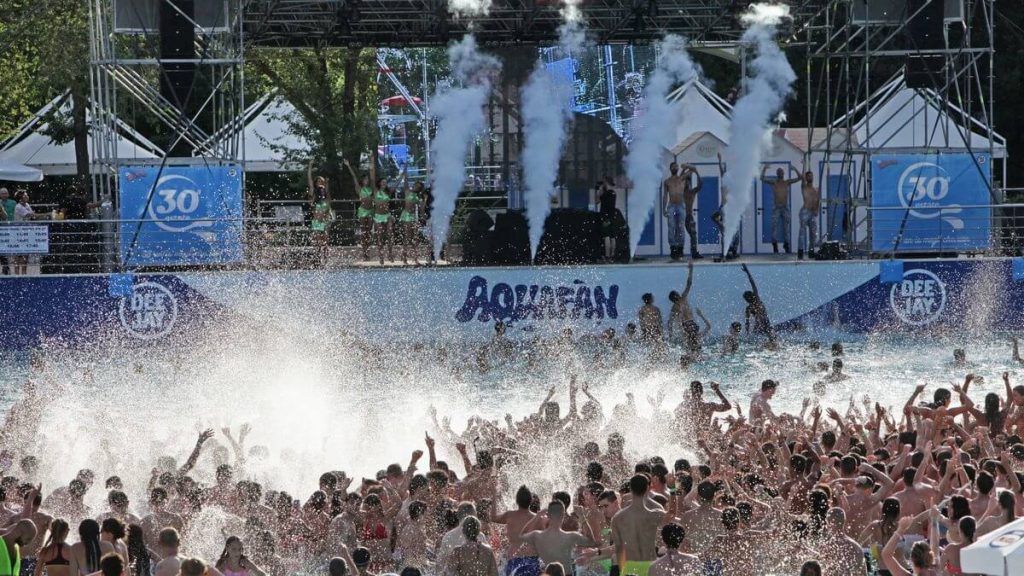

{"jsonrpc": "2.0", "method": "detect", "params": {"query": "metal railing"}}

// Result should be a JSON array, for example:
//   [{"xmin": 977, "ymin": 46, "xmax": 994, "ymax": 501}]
[
  {"xmin": 4, "ymin": 200, "xmax": 1024, "ymax": 275},
  {"xmin": 0, "ymin": 191, "xmax": 510, "ymax": 274}
]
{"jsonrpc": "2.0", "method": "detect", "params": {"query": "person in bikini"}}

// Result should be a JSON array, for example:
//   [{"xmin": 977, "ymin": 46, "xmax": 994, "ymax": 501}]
[
  {"xmin": 398, "ymin": 168, "xmax": 425, "ymax": 265},
  {"xmin": 344, "ymin": 159, "xmax": 376, "ymax": 261},
  {"xmin": 372, "ymin": 178, "xmax": 395, "ymax": 266},
  {"xmin": 307, "ymin": 161, "xmax": 333, "ymax": 268}
]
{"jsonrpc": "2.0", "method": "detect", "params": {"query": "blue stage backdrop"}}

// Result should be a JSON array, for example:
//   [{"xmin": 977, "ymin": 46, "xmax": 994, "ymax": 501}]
[
  {"xmin": 871, "ymin": 154, "xmax": 991, "ymax": 252},
  {"xmin": 118, "ymin": 165, "xmax": 244, "ymax": 266}
]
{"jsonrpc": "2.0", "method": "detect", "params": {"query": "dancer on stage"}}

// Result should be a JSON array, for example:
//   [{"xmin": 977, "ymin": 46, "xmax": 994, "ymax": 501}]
[
  {"xmin": 344, "ymin": 159, "xmax": 376, "ymax": 261},
  {"xmin": 399, "ymin": 168, "xmax": 426, "ymax": 266},
  {"xmin": 307, "ymin": 162, "xmax": 334, "ymax": 268},
  {"xmin": 373, "ymin": 177, "xmax": 395, "ymax": 266}
]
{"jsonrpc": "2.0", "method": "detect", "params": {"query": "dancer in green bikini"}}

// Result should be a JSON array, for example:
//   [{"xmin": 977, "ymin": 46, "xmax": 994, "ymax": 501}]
[
  {"xmin": 399, "ymin": 171, "xmax": 426, "ymax": 265},
  {"xmin": 372, "ymin": 177, "xmax": 394, "ymax": 265},
  {"xmin": 343, "ymin": 159, "xmax": 375, "ymax": 260},
  {"xmin": 307, "ymin": 162, "xmax": 334, "ymax": 267}
]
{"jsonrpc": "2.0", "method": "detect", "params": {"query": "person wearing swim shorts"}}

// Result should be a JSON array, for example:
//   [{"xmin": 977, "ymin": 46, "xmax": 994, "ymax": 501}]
[
  {"xmin": 344, "ymin": 159, "xmax": 375, "ymax": 261},
  {"xmin": 491, "ymin": 486, "xmax": 541, "ymax": 576},
  {"xmin": 610, "ymin": 475, "xmax": 663, "ymax": 576}
]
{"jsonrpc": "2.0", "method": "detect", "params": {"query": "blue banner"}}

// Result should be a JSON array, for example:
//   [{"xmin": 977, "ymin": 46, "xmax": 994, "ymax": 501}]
[
  {"xmin": 870, "ymin": 153, "xmax": 991, "ymax": 252},
  {"xmin": 119, "ymin": 165, "xmax": 244, "ymax": 266}
]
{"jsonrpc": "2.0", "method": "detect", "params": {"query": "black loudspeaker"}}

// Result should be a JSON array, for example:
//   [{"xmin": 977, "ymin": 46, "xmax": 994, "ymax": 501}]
[
  {"xmin": 159, "ymin": 0, "xmax": 196, "ymax": 109},
  {"xmin": 906, "ymin": 0, "xmax": 945, "ymax": 49},
  {"xmin": 814, "ymin": 241, "xmax": 848, "ymax": 261},
  {"xmin": 491, "ymin": 210, "xmax": 530, "ymax": 265},
  {"xmin": 535, "ymin": 209, "xmax": 602, "ymax": 265},
  {"xmin": 462, "ymin": 209, "xmax": 494, "ymax": 265}
]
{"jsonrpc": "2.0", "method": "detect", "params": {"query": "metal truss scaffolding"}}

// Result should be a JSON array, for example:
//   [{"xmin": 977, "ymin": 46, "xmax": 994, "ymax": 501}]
[
  {"xmin": 803, "ymin": 0, "xmax": 1001, "ymax": 253},
  {"xmin": 242, "ymin": 0, "xmax": 825, "ymax": 47},
  {"xmin": 88, "ymin": 0, "xmax": 247, "ymax": 203}
]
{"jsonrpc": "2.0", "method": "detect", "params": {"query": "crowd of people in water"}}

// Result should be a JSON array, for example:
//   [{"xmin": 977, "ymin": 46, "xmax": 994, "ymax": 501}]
[{"xmin": 6, "ymin": 328, "xmax": 1024, "ymax": 576}]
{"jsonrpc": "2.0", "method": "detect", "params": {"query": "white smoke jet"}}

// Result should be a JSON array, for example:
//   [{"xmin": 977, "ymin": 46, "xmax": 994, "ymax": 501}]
[
  {"xmin": 522, "ymin": 22, "xmax": 586, "ymax": 259},
  {"xmin": 447, "ymin": 0, "xmax": 493, "ymax": 17},
  {"xmin": 720, "ymin": 4, "xmax": 796, "ymax": 253},
  {"xmin": 429, "ymin": 36, "xmax": 500, "ymax": 260},
  {"xmin": 624, "ymin": 35, "xmax": 697, "ymax": 257}
]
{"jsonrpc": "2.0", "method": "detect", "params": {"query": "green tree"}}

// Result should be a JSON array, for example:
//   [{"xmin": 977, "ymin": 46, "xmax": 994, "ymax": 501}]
[
  {"xmin": 248, "ymin": 46, "xmax": 379, "ymax": 198},
  {"xmin": 0, "ymin": 0, "xmax": 91, "ymax": 187}
]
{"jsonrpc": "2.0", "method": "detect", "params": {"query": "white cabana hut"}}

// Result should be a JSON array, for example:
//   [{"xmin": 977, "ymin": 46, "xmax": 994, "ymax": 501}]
[{"xmin": 0, "ymin": 93, "xmax": 163, "ymax": 176}]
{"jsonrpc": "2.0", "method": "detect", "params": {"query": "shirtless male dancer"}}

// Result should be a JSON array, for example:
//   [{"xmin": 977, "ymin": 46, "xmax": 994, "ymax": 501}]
[
  {"xmin": 610, "ymin": 475, "xmax": 664, "ymax": 576},
  {"xmin": 798, "ymin": 169, "xmax": 820, "ymax": 260},
  {"xmin": 759, "ymin": 165, "xmax": 801, "ymax": 254},
  {"xmin": 490, "ymin": 486, "xmax": 540, "ymax": 576},
  {"xmin": 662, "ymin": 163, "xmax": 703, "ymax": 260},
  {"xmin": 711, "ymin": 153, "xmax": 739, "ymax": 261}
]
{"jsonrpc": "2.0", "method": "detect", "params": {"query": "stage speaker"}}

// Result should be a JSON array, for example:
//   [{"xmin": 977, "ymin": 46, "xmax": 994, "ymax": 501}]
[
  {"xmin": 535, "ymin": 209, "xmax": 602, "ymax": 265},
  {"xmin": 160, "ymin": 0, "xmax": 196, "ymax": 110},
  {"xmin": 906, "ymin": 0, "xmax": 945, "ymax": 49},
  {"xmin": 462, "ymin": 209, "xmax": 494, "ymax": 265},
  {"xmin": 814, "ymin": 241, "xmax": 848, "ymax": 261},
  {"xmin": 491, "ymin": 210, "xmax": 530, "ymax": 265}
]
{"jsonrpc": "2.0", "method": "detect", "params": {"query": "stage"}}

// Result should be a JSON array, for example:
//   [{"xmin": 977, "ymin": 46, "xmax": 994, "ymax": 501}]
[{"xmin": 2, "ymin": 256, "xmax": 1022, "ymax": 350}]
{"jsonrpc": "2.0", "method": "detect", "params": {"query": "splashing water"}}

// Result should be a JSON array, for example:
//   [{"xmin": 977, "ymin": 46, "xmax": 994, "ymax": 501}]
[
  {"xmin": 429, "ymin": 36, "xmax": 501, "ymax": 260},
  {"xmin": 720, "ymin": 4, "xmax": 796, "ymax": 251},
  {"xmin": 522, "ymin": 22, "xmax": 586, "ymax": 259},
  {"xmin": 625, "ymin": 35, "xmax": 697, "ymax": 257}
]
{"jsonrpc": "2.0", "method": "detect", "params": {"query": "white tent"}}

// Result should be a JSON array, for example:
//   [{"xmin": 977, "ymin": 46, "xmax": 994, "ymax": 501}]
[
  {"xmin": 202, "ymin": 94, "xmax": 311, "ymax": 172},
  {"xmin": 0, "ymin": 159, "xmax": 43, "ymax": 182},
  {"xmin": 962, "ymin": 516, "xmax": 1024, "ymax": 574},
  {"xmin": 667, "ymin": 78, "xmax": 733, "ymax": 147},
  {"xmin": 0, "ymin": 93, "xmax": 164, "ymax": 175},
  {"xmin": 849, "ymin": 75, "xmax": 1007, "ymax": 157}
]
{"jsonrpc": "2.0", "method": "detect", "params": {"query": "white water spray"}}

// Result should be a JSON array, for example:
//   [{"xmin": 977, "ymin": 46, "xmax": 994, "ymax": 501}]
[
  {"xmin": 624, "ymin": 35, "xmax": 697, "ymax": 257},
  {"xmin": 429, "ymin": 36, "xmax": 500, "ymax": 260},
  {"xmin": 720, "ymin": 4, "xmax": 796, "ymax": 253},
  {"xmin": 522, "ymin": 21, "xmax": 586, "ymax": 259},
  {"xmin": 447, "ymin": 0, "xmax": 493, "ymax": 17}
]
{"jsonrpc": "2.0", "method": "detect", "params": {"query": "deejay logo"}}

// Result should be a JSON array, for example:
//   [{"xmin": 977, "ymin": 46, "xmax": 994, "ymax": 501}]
[
  {"xmin": 889, "ymin": 269, "xmax": 946, "ymax": 326},
  {"xmin": 118, "ymin": 282, "xmax": 179, "ymax": 340},
  {"xmin": 989, "ymin": 529, "xmax": 1024, "ymax": 548}
]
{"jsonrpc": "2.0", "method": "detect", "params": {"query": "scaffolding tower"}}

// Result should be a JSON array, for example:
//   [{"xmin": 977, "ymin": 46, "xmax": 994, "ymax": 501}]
[
  {"xmin": 88, "ymin": 0, "xmax": 247, "ymax": 203},
  {"xmin": 803, "ymin": 0, "xmax": 1001, "ymax": 252}
]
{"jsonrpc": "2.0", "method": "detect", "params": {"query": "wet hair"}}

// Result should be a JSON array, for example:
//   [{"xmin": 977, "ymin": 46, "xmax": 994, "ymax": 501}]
[
  {"xmin": 45, "ymin": 519, "xmax": 70, "ymax": 547},
  {"xmin": 933, "ymin": 388, "xmax": 952, "ymax": 407},
  {"xmin": 634, "ymin": 462, "xmax": 652, "ymax": 475},
  {"xmin": 721, "ymin": 507, "xmax": 740, "ymax": 531},
  {"xmin": 426, "ymin": 470, "xmax": 449, "ymax": 489},
  {"xmin": 409, "ymin": 474, "xmax": 428, "ymax": 495},
  {"xmin": 642, "ymin": 293, "xmax": 653, "ymax": 304},
  {"xmin": 668, "ymin": 291, "xmax": 679, "ymax": 303},
  {"xmin": 977, "ymin": 471, "xmax": 995, "ymax": 494},
  {"xmin": 79, "ymin": 519, "xmax": 102, "ymax": 572},
  {"xmin": 586, "ymin": 462, "xmax": 604, "ymax": 482},
  {"xmin": 902, "ymin": 466, "xmax": 917, "ymax": 487},
  {"xmin": 515, "ymin": 485, "xmax": 532, "ymax": 509},
  {"xmin": 800, "ymin": 560, "xmax": 822, "ymax": 576},
  {"xmin": 69, "ymin": 479, "xmax": 87, "ymax": 498},
  {"xmin": 181, "ymin": 558, "xmax": 207, "ymax": 576},
  {"xmin": 880, "ymin": 498, "xmax": 901, "ymax": 541},
  {"xmin": 959, "ymin": 516, "xmax": 977, "ymax": 544},
  {"xmin": 408, "ymin": 500, "xmax": 427, "ymax": 521},
  {"xmin": 949, "ymin": 495, "xmax": 970, "ymax": 521},
  {"xmin": 329, "ymin": 558, "xmax": 347, "ymax": 576},
  {"xmin": 216, "ymin": 536, "xmax": 242, "ymax": 569},
  {"xmin": 999, "ymin": 489, "xmax": 1017, "ymax": 522},
  {"xmin": 743, "ymin": 290, "xmax": 754, "ymax": 303},
  {"xmin": 158, "ymin": 527, "xmax": 180, "ymax": 548},
  {"xmin": 629, "ymin": 474, "xmax": 650, "ymax": 496},
  {"xmin": 697, "ymin": 480, "xmax": 717, "ymax": 502},
  {"xmin": 108, "ymin": 490, "xmax": 128, "ymax": 509},
  {"xmin": 150, "ymin": 487, "xmax": 168, "ymax": 505},
  {"xmin": 101, "ymin": 517, "xmax": 126, "ymax": 541},
  {"xmin": 100, "ymin": 553, "xmax": 124, "ymax": 576},
  {"xmin": 821, "ymin": 431, "xmax": 836, "ymax": 450},
  {"xmin": 127, "ymin": 524, "xmax": 151, "ymax": 576},
  {"xmin": 597, "ymin": 490, "xmax": 617, "ymax": 504},
  {"xmin": 661, "ymin": 523, "xmax": 685, "ymax": 549},
  {"xmin": 985, "ymin": 393, "xmax": 1002, "ymax": 427},
  {"xmin": 910, "ymin": 541, "xmax": 934, "ymax": 569},
  {"xmin": 352, "ymin": 546, "xmax": 371, "ymax": 567},
  {"xmin": 552, "ymin": 492, "xmax": 571, "ymax": 512},
  {"xmin": 831, "ymin": 342, "xmax": 843, "ymax": 356},
  {"xmin": 461, "ymin": 516, "xmax": 481, "ymax": 541},
  {"xmin": 400, "ymin": 568, "xmax": 421, "ymax": 576},
  {"xmin": 729, "ymin": 321, "xmax": 742, "ymax": 332},
  {"xmin": 104, "ymin": 476, "xmax": 122, "ymax": 490},
  {"xmin": 761, "ymin": 379, "xmax": 777, "ymax": 392}
]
